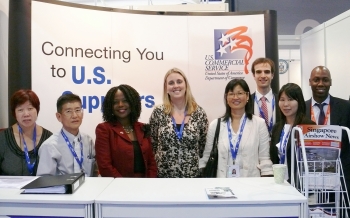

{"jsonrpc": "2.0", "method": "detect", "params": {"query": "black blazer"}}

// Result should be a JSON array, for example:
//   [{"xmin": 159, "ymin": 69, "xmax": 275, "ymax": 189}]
[
  {"xmin": 305, "ymin": 96, "xmax": 350, "ymax": 177},
  {"xmin": 270, "ymin": 117, "xmax": 315, "ymax": 182},
  {"xmin": 251, "ymin": 92, "xmax": 281, "ymax": 131}
]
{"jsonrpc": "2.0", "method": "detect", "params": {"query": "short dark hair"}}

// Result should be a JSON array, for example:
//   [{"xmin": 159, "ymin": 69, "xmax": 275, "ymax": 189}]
[
  {"xmin": 278, "ymin": 83, "xmax": 306, "ymax": 126},
  {"xmin": 102, "ymin": 84, "xmax": 141, "ymax": 124},
  {"xmin": 251, "ymin": 57, "xmax": 275, "ymax": 75},
  {"xmin": 222, "ymin": 79, "xmax": 253, "ymax": 121},
  {"xmin": 56, "ymin": 93, "xmax": 82, "ymax": 113},
  {"xmin": 10, "ymin": 89, "xmax": 40, "ymax": 118}
]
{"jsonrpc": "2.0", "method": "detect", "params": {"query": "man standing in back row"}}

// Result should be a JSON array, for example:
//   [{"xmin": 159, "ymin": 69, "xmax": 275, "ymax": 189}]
[
  {"xmin": 251, "ymin": 58, "xmax": 281, "ymax": 136},
  {"xmin": 306, "ymin": 66, "xmax": 350, "ymax": 199}
]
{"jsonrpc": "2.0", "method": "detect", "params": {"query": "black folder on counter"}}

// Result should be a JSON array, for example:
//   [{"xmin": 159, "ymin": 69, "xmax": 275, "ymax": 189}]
[{"xmin": 21, "ymin": 172, "xmax": 85, "ymax": 194}]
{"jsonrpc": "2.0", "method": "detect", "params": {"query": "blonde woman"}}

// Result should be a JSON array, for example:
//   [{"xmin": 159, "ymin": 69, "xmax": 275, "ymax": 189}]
[{"xmin": 149, "ymin": 68, "xmax": 208, "ymax": 178}]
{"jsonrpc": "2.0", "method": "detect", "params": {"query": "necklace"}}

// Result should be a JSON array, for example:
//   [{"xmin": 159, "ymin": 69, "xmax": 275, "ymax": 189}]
[{"xmin": 123, "ymin": 126, "xmax": 133, "ymax": 134}]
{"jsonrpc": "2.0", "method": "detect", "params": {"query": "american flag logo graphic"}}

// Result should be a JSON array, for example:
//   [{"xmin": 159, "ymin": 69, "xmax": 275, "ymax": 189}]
[{"xmin": 214, "ymin": 27, "xmax": 253, "ymax": 74}]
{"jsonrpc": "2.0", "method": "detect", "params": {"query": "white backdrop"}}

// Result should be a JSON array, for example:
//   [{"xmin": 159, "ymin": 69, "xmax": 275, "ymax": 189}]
[
  {"xmin": 301, "ymin": 9, "xmax": 350, "ymax": 101},
  {"xmin": 300, "ymin": 24, "xmax": 325, "ymax": 99},
  {"xmin": 32, "ymin": 1, "xmax": 266, "ymax": 139}
]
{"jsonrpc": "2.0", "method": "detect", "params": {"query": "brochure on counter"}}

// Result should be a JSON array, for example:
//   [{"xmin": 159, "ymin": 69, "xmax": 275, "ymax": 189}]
[{"xmin": 205, "ymin": 187, "xmax": 236, "ymax": 199}]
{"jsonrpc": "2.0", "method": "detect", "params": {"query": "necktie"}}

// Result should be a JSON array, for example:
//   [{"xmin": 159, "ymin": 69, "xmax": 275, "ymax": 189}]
[
  {"xmin": 316, "ymin": 103, "xmax": 326, "ymax": 125},
  {"xmin": 73, "ymin": 137, "xmax": 81, "ymax": 173},
  {"xmin": 261, "ymin": 96, "xmax": 269, "ymax": 127}
]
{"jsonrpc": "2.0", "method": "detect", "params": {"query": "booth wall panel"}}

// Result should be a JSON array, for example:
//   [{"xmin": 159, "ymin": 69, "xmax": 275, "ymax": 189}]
[
  {"xmin": 300, "ymin": 25, "xmax": 325, "ymax": 100},
  {"xmin": 324, "ymin": 12, "xmax": 350, "ymax": 100}
]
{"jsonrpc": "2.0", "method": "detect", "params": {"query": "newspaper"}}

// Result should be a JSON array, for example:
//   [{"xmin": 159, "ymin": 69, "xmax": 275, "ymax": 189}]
[{"xmin": 297, "ymin": 125, "xmax": 342, "ymax": 190}]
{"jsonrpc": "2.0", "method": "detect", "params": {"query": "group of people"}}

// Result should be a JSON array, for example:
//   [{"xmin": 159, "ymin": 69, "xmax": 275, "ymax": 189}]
[{"xmin": 1, "ymin": 58, "xmax": 350, "ymax": 190}]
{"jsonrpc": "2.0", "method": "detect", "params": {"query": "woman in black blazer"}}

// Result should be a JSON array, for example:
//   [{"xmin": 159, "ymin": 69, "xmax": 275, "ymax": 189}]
[{"xmin": 270, "ymin": 83, "xmax": 315, "ymax": 183}]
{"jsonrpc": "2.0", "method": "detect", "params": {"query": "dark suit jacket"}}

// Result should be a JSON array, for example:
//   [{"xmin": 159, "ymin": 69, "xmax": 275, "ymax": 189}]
[
  {"xmin": 251, "ymin": 92, "xmax": 281, "ymax": 131},
  {"xmin": 306, "ymin": 96, "xmax": 350, "ymax": 178},
  {"xmin": 270, "ymin": 117, "xmax": 315, "ymax": 182},
  {"xmin": 95, "ymin": 121, "xmax": 157, "ymax": 178}
]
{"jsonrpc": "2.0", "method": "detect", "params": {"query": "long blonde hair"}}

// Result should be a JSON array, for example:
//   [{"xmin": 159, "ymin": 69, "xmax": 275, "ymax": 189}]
[{"xmin": 162, "ymin": 68, "xmax": 197, "ymax": 115}]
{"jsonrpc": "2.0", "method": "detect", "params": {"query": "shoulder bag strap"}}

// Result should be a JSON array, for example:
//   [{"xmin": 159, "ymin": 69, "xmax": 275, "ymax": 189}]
[{"xmin": 213, "ymin": 118, "xmax": 221, "ymax": 147}]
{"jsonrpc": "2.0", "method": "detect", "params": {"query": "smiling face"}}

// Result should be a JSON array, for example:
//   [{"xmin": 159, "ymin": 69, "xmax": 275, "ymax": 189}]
[
  {"xmin": 278, "ymin": 91, "xmax": 298, "ymax": 124},
  {"xmin": 112, "ymin": 89, "xmax": 131, "ymax": 124},
  {"xmin": 15, "ymin": 100, "xmax": 38, "ymax": 129},
  {"xmin": 253, "ymin": 63, "xmax": 274, "ymax": 93},
  {"xmin": 166, "ymin": 72, "xmax": 187, "ymax": 100},
  {"xmin": 56, "ymin": 101, "xmax": 83, "ymax": 136},
  {"xmin": 226, "ymin": 85, "xmax": 249, "ymax": 112},
  {"xmin": 309, "ymin": 66, "xmax": 332, "ymax": 103}
]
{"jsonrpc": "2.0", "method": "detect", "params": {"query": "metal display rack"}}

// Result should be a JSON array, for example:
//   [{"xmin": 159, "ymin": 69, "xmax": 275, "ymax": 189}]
[{"xmin": 291, "ymin": 126, "xmax": 350, "ymax": 218}]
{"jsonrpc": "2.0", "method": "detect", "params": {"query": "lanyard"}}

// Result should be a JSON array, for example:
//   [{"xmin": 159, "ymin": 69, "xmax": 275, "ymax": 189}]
[
  {"xmin": 61, "ymin": 129, "xmax": 84, "ymax": 171},
  {"xmin": 18, "ymin": 124, "xmax": 37, "ymax": 175},
  {"xmin": 311, "ymin": 103, "xmax": 330, "ymax": 125},
  {"xmin": 171, "ymin": 111, "xmax": 187, "ymax": 140},
  {"xmin": 227, "ymin": 115, "xmax": 247, "ymax": 162},
  {"xmin": 255, "ymin": 94, "xmax": 274, "ymax": 133},
  {"xmin": 278, "ymin": 126, "xmax": 290, "ymax": 164}
]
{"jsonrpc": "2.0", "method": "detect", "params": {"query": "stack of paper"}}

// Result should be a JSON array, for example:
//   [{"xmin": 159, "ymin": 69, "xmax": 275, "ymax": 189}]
[{"xmin": 22, "ymin": 185, "xmax": 66, "ymax": 194}]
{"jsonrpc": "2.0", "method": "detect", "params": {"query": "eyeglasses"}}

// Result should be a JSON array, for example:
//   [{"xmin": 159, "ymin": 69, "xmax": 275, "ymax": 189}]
[
  {"xmin": 255, "ymin": 70, "xmax": 271, "ymax": 74},
  {"xmin": 62, "ymin": 108, "xmax": 83, "ymax": 117},
  {"xmin": 227, "ymin": 91, "xmax": 247, "ymax": 98}
]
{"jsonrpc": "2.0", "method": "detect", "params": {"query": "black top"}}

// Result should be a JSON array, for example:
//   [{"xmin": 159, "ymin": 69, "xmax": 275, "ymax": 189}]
[
  {"xmin": 0, "ymin": 127, "xmax": 52, "ymax": 176},
  {"xmin": 176, "ymin": 123, "xmax": 188, "ymax": 131},
  {"xmin": 270, "ymin": 117, "xmax": 315, "ymax": 183},
  {"xmin": 132, "ymin": 141, "xmax": 145, "ymax": 173}
]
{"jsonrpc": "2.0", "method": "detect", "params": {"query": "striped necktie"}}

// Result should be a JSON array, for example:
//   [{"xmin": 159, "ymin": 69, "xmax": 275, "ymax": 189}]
[{"xmin": 261, "ymin": 96, "xmax": 269, "ymax": 127}]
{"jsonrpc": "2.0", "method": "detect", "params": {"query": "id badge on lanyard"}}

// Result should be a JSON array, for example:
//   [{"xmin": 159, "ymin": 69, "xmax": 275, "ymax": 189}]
[
  {"xmin": 18, "ymin": 124, "xmax": 37, "ymax": 175},
  {"xmin": 61, "ymin": 130, "xmax": 84, "ymax": 173},
  {"xmin": 226, "ymin": 116, "xmax": 247, "ymax": 178},
  {"xmin": 227, "ymin": 164, "xmax": 240, "ymax": 178}
]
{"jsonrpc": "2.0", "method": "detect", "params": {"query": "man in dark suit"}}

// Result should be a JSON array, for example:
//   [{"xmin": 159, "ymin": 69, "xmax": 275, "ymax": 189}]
[
  {"xmin": 306, "ymin": 66, "xmax": 350, "ymax": 206},
  {"xmin": 250, "ymin": 57, "xmax": 281, "ymax": 135}
]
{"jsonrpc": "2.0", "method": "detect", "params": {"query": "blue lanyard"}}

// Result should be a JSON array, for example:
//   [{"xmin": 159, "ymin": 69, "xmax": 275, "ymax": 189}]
[
  {"xmin": 255, "ymin": 94, "xmax": 274, "ymax": 133},
  {"xmin": 61, "ymin": 129, "xmax": 84, "ymax": 171},
  {"xmin": 171, "ymin": 111, "xmax": 187, "ymax": 140},
  {"xmin": 278, "ymin": 127, "xmax": 290, "ymax": 164},
  {"xmin": 227, "ymin": 116, "xmax": 247, "ymax": 161},
  {"xmin": 18, "ymin": 124, "xmax": 37, "ymax": 175}
]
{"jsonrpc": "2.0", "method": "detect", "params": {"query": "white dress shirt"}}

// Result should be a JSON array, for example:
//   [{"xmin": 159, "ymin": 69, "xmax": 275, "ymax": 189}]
[
  {"xmin": 37, "ymin": 128, "xmax": 95, "ymax": 176},
  {"xmin": 254, "ymin": 89, "xmax": 276, "ymax": 128}
]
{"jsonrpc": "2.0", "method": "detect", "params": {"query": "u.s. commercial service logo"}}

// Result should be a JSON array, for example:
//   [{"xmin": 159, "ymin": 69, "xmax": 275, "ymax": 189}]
[{"xmin": 204, "ymin": 26, "xmax": 253, "ymax": 81}]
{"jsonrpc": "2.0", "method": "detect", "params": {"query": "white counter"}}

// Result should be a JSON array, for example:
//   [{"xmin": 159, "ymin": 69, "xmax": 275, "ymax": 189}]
[
  {"xmin": 95, "ymin": 177, "xmax": 307, "ymax": 218},
  {"xmin": 0, "ymin": 177, "xmax": 114, "ymax": 218}
]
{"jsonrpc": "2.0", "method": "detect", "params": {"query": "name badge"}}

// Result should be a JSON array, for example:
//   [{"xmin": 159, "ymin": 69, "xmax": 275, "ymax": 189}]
[{"xmin": 227, "ymin": 165, "xmax": 240, "ymax": 178}]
